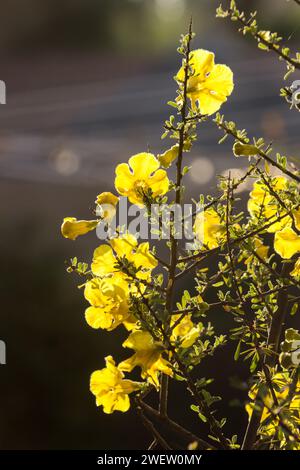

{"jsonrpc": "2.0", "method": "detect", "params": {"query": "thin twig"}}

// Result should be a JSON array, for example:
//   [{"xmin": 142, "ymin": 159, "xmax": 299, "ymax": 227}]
[
  {"xmin": 216, "ymin": 119, "xmax": 300, "ymax": 183},
  {"xmin": 139, "ymin": 400, "xmax": 217, "ymax": 450},
  {"xmin": 136, "ymin": 406, "xmax": 172, "ymax": 450}
]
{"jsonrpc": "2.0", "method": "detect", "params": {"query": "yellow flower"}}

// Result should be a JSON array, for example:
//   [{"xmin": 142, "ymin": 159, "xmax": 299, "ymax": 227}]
[
  {"xmin": 61, "ymin": 217, "xmax": 98, "ymax": 240},
  {"xmin": 84, "ymin": 276, "xmax": 135, "ymax": 330},
  {"xmin": 91, "ymin": 233, "xmax": 157, "ymax": 280},
  {"xmin": 170, "ymin": 314, "xmax": 202, "ymax": 348},
  {"xmin": 291, "ymin": 258, "xmax": 300, "ymax": 278},
  {"xmin": 176, "ymin": 49, "xmax": 234, "ymax": 115},
  {"xmin": 95, "ymin": 192, "xmax": 119, "ymax": 222},
  {"xmin": 248, "ymin": 177, "xmax": 291, "ymax": 233},
  {"xmin": 194, "ymin": 208, "xmax": 225, "ymax": 249},
  {"xmin": 274, "ymin": 227, "xmax": 300, "ymax": 259},
  {"xmin": 115, "ymin": 153, "xmax": 169, "ymax": 206},
  {"xmin": 90, "ymin": 356, "xmax": 142, "ymax": 414},
  {"xmin": 119, "ymin": 330, "xmax": 173, "ymax": 388}
]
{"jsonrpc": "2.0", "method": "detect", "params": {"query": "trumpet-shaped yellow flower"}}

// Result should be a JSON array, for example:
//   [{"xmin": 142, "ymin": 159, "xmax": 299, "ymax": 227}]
[
  {"xmin": 95, "ymin": 192, "xmax": 119, "ymax": 222},
  {"xmin": 115, "ymin": 153, "xmax": 169, "ymax": 206},
  {"xmin": 170, "ymin": 314, "xmax": 202, "ymax": 348},
  {"xmin": 61, "ymin": 217, "xmax": 98, "ymax": 240},
  {"xmin": 176, "ymin": 49, "xmax": 234, "ymax": 115},
  {"xmin": 119, "ymin": 330, "xmax": 173, "ymax": 388},
  {"xmin": 90, "ymin": 356, "xmax": 142, "ymax": 414},
  {"xmin": 91, "ymin": 233, "xmax": 157, "ymax": 280},
  {"xmin": 84, "ymin": 276, "xmax": 135, "ymax": 330},
  {"xmin": 194, "ymin": 208, "xmax": 225, "ymax": 249},
  {"xmin": 274, "ymin": 227, "xmax": 300, "ymax": 259},
  {"xmin": 291, "ymin": 258, "xmax": 300, "ymax": 278}
]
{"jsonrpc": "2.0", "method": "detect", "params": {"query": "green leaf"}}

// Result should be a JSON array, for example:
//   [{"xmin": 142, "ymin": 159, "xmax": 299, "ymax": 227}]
[
  {"xmin": 190, "ymin": 404, "xmax": 199, "ymax": 413},
  {"xmin": 198, "ymin": 413, "xmax": 207, "ymax": 423},
  {"xmin": 291, "ymin": 304, "xmax": 298, "ymax": 316},
  {"xmin": 234, "ymin": 340, "xmax": 242, "ymax": 361},
  {"xmin": 250, "ymin": 353, "xmax": 259, "ymax": 373},
  {"xmin": 167, "ymin": 101, "xmax": 178, "ymax": 109}
]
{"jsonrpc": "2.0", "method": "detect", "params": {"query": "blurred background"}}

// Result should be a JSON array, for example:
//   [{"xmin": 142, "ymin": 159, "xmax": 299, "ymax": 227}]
[{"xmin": 0, "ymin": 0, "xmax": 299, "ymax": 450}]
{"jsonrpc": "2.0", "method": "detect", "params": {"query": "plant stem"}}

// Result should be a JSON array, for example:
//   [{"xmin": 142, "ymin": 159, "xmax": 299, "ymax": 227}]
[
  {"xmin": 139, "ymin": 400, "xmax": 217, "ymax": 450},
  {"xmin": 230, "ymin": 8, "xmax": 300, "ymax": 70},
  {"xmin": 136, "ymin": 406, "xmax": 172, "ymax": 450},
  {"xmin": 216, "ymin": 119, "xmax": 300, "ymax": 184},
  {"xmin": 160, "ymin": 20, "xmax": 193, "ymax": 418}
]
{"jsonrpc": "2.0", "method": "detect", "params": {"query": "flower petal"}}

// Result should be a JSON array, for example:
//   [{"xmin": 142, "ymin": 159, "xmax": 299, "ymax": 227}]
[
  {"xmin": 149, "ymin": 169, "xmax": 170, "ymax": 196},
  {"xmin": 110, "ymin": 233, "xmax": 137, "ymax": 258},
  {"xmin": 128, "ymin": 153, "xmax": 160, "ymax": 179},
  {"xmin": 115, "ymin": 163, "xmax": 134, "ymax": 195},
  {"xmin": 61, "ymin": 217, "xmax": 98, "ymax": 240},
  {"xmin": 91, "ymin": 245, "xmax": 116, "ymax": 276},
  {"xmin": 177, "ymin": 49, "xmax": 215, "ymax": 82},
  {"xmin": 85, "ymin": 306, "xmax": 117, "ymax": 330},
  {"xmin": 274, "ymin": 227, "xmax": 300, "ymax": 259},
  {"xmin": 95, "ymin": 192, "xmax": 119, "ymax": 207},
  {"xmin": 204, "ymin": 64, "xmax": 234, "ymax": 98}
]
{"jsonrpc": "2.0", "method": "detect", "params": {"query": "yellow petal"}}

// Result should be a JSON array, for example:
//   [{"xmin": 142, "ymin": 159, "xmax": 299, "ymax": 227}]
[
  {"xmin": 61, "ymin": 217, "xmax": 98, "ymax": 240},
  {"xmin": 134, "ymin": 242, "xmax": 157, "ymax": 270},
  {"xmin": 91, "ymin": 244, "xmax": 116, "ymax": 276},
  {"xmin": 85, "ymin": 306, "xmax": 115, "ymax": 330},
  {"xmin": 95, "ymin": 192, "xmax": 119, "ymax": 207},
  {"xmin": 180, "ymin": 327, "xmax": 200, "ymax": 348},
  {"xmin": 123, "ymin": 330, "xmax": 156, "ymax": 352},
  {"xmin": 158, "ymin": 144, "xmax": 179, "ymax": 168},
  {"xmin": 95, "ymin": 192, "xmax": 119, "ymax": 222},
  {"xmin": 293, "ymin": 209, "xmax": 300, "ymax": 231},
  {"xmin": 118, "ymin": 354, "xmax": 137, "ymax": 373},
  {"xmin": 191, "ymin": 63, "xmax": 233, "ymax": 115},
  {"xmin": 84, "ymin": 278, "xmax": 104, "ymax": 306},
  {"xmin": 149, "ymin": 169, "xmax": 170, "ymax": 197},
  {"xmin": 274, "ymin": 227, "xmax": 300, "ymax": 259},
  {"xmin": 193, "ymin": 89, "xmax": 227, "ymax": 116},
  {"xmin": 115, "ymin": 162, "xmax": 135, "ymax": 196},
  {"xmin": 110, "ymin": 233, "xmax": 137, "ymax": 258},
  {"xmin": 90, "ymin": 369, "xmax": 114, "ymax": 392},
  {"xmin": 194, "ymin": 208, "xmax": 225, "ymax": 249},
  {"xmin": 128, "ymin": 153, "xmax": 160, "ymax": 179},
  {"xmin": 204, "ymin": 64, "xmax": 234, "ymax": 98},
  {"xmin": 177, "ymin": 49, "xmax": 215, "ymax": 83},
  {"xmin": 112, "ymin": 394, "xmax": 130, "ymax": 413}
]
